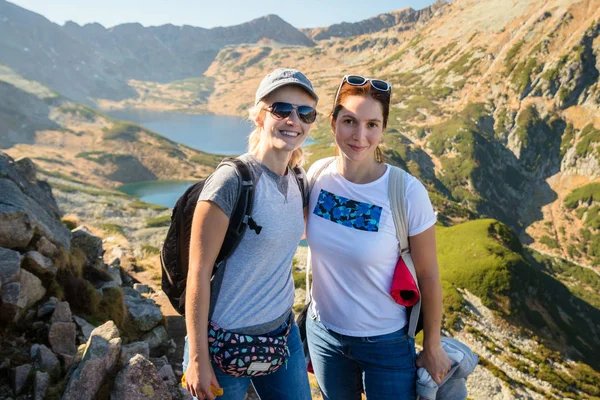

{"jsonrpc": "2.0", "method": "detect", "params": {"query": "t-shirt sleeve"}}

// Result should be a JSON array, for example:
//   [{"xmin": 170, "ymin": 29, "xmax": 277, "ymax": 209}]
[
  {"xmin": 197, "ymin": 165, "xmax": 240, "ymax": 218},
  {"xmin": 405, "ymin": 174, "xmax": 437, "ymax": 236}
]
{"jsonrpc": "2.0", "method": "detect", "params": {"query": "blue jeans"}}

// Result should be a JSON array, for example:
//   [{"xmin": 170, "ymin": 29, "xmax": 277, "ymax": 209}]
[
  {"xmin": 306, "ymin": 308, "xmax": 416, "ymax": 400},
  {"xmin": 183, "ymin": 320, "xmax": 311, "ymax": 400}
]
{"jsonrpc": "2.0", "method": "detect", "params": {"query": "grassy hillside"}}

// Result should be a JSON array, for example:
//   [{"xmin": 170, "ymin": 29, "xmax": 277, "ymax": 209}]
[{"xmin": 436, "ymin": 220, "xmax": 600, "ymax": 369}]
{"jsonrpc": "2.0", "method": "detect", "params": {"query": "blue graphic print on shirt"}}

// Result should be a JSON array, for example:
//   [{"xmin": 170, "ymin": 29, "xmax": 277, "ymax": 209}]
[{"xmin": 313, "ymin": 189, "xmax": 382, "ymax": 231}]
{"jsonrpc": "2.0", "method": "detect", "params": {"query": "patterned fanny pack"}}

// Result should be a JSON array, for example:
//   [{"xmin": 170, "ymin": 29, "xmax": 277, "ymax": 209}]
[{"xmin": 208, "ymin": 313, "xmax": 293, "ymax": 377}]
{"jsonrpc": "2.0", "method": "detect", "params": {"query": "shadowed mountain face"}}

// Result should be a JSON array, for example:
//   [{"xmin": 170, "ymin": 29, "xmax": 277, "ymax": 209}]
[{"xmin": 0, "ymin": 1, "xmax": 314, "ymax": 102}]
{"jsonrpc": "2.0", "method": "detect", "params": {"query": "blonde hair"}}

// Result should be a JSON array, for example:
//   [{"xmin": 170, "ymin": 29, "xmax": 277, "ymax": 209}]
[{"xmin": 247, "ymin": 100, "xmax": 305, "ymax": 168}]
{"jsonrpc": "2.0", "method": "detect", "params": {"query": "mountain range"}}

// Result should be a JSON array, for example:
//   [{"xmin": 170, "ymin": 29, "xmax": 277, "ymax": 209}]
[{"xmin": 1, "ymin": 0, "xmax": 600, "ymax": 397}]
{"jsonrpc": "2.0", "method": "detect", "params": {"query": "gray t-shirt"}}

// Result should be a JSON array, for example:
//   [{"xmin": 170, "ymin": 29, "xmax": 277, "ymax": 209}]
[{"xmin": 198, "ymin": 153, "xmax": 307, "ymax": 333}]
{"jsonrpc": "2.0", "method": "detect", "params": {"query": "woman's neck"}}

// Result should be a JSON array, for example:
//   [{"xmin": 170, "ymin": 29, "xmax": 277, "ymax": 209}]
[
  {"xmin": 251, "ymin": 146, "xmax": 291, "ymax": 176},
  {"xmin": 336, "ymin": 156, "xmax": 386, "ymax": 184}
]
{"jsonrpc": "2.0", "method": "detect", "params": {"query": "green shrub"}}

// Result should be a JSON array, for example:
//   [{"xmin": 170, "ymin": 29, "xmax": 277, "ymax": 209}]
[
  {"xmin": 62, "ymin": 218, "xmax": 77, "ymax": 230},
  {"xmin": 59, "ymin": 104, "xmax": 99, "ymax": 121},
  {"xmin": 99, "ymin": 223, "xmax": 125, "ymax": 236},
  {"xmin": 293, "ymin": 271, "xmax": 306, "ymax": 290},
  {"xmin": 189, "ymin": 153, "xmax": 222, "ymax": 167},
  {"xmin": 575, "ymin": 124, "xmax": 600, "ymax": 158},
  {"xmin": 102, "ymin": 121, "xmax": 143, "ymax": 141},
  {"xmin": 128, "ymin": 200, "xmax": 168, "ymax": 211},
  {"xmin": 560, "ymin": 123, "xmax": 575, "ymax": 157},
  {"xmin": 504, "ymin": 40, "xmax": 525, "ymax": 72},
  {"xmin": 539, "ymin": 235, "xmax": 559, "ymax": 249},
  {"xmin": 146, "ymin": 215, "xmax": 171, "ymax": 228},
  {"xmin": 142, "ymin": 245, "xmax": 160, "ymax": 256}
]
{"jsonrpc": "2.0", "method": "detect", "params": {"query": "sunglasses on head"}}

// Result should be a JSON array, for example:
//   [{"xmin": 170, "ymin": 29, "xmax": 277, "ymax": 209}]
[
  {"xmin": 265, "ymin": 102, "xmax": 317, "ymax": 124},
  {"xmin": 334, "ymin": 75, "xmax": 392, "ymax": 106}
]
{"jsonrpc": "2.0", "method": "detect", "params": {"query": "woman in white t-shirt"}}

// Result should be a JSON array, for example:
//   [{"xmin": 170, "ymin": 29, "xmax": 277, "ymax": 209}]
[{"xmin": 305, "ymin": 75, "xmax": 451, "ymax": 399}]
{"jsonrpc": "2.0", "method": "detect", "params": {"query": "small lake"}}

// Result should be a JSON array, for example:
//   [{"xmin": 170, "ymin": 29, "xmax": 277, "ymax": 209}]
[
  {"xmin": 105, "ymin": 110, "xmax": 253, "ymax": 155},
  {"xmin": 105, "ymin": 109, "xmax": 315, "ymax": 155},
  {"xmin": 110, "ymin": 110, "xmax": 315, "ymax": 209},
  {"xmin": 118, "ymin": 180, "xmax": 195, "ymax": 209}
]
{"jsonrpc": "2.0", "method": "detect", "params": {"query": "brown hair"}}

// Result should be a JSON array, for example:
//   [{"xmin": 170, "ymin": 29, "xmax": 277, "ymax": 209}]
[{"xmin": 331, "ymin": 80, "xmax": 391, "ymax": 163}]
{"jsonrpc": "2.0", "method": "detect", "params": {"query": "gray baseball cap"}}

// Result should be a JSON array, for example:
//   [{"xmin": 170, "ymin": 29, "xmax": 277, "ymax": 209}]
[{"xmin": 254, "ymin": 68, "xmax": 318, "ymax": 105}]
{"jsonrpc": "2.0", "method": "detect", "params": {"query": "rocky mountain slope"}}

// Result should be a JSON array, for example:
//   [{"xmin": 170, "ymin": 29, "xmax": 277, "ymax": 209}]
[
  {"xmin": 0, "ymin": 153, "xmax": 192, "ymax": 399},
  {"xmin": 301, "ymin": 2, "xmax": 448, "ymax": 41},
  {"xmin": 2, "ymin": 0, "xmax": 600, "ymax": 397},
  {"xmin": 167, "ymin": 0, "xmax": 599, "ymax": 269},
  {"xmin": 0, "ymin": 64, "xmax": 221, "ymax": 188}
]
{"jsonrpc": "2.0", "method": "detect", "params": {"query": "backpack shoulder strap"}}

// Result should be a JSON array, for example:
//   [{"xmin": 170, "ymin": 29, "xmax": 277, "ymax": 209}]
[
  {"xmin": 388, "ymin": 165, "xmax": 421, "ymax": 338},
  {"xmin": 305, "ymin": 156, "xmax": 336, "ymax": 304},
  {"xmin": 291, "ymin": 166, "xmax": 308, "ymax": 208},
  {"xmin": 208, "ymin": 157, "xmax": 255, "ymax": 320},
  {"xmin": 308, "ymin": 157, "xmax": 335, "ymax": 194},
  {"xmin": 216, "ymin": 157, "xmax": 255, "ymax": 259}
]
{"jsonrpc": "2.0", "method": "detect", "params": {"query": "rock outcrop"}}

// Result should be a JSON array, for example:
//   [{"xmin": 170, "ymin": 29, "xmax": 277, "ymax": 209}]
[{"xmin": 0, "ymin": 153, "xmax": 180, "ymax": 398}]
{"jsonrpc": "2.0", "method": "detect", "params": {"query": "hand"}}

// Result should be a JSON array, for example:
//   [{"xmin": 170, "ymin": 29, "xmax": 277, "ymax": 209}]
[
  {"xmin": 185, "ymin": 359, "xmax": 222, "ymax": 400},
  {"xmin": 416, "ymin": 344, "xmax": 451, "ymax": 385}
]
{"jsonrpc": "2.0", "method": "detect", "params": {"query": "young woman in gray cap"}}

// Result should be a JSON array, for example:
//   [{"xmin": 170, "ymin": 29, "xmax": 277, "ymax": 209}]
[{"xmin": 183, "ymin": 68, "xmax": 317, "ymax": 400}]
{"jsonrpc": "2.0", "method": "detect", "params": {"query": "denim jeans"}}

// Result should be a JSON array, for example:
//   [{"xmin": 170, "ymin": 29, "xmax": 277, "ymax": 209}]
[
  {"xmin": 183, "ymin": 320, "xmax": 311, "ymax": 400},
  {"xmin": 306, "ymin": 308, "xmax": 416, "ymax": 400}
]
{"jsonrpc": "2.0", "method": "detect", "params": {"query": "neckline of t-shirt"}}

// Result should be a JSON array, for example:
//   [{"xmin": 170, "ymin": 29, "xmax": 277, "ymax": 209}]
[
  {"xmin": 244, "ymin": 153, "xmax": 290, "ymax": 183},
  {"xmin": 328, "ymin": 159, "xmax": 389, "ymax": 188}
]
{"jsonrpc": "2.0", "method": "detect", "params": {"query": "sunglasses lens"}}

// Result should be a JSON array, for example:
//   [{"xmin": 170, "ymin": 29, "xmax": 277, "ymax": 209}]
[
  {"xmin": 270, "ymin": 102, "xmax": 293, "ymax": 119},
  {"xmin": 371, "ymin": 80, "xmax": 390, "ymax": 91},
  {"xmin": 297, "ymin": 106, "xmax": 317, "ymax": 123},
  {"xmin": 346, "ymin": 75, "xmax": 367, "ymax": 86}
]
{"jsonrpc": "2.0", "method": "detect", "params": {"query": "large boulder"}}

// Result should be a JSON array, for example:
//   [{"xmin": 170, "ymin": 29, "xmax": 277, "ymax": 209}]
[
  {"xmin": 33, "ymin": 371, "xmax": 50, "ymax": 400},
  {"xmin": 0, "ymin": 204, "xmax": 34, "ymax": 249},
  {"xmin": 0, "ymin": 282, "xmax": 22, "ymax": 322},
  {"xmin": 142, "ymin": 325, "xmax": 169, "ymax": 350},
  {"xmin": 23, "ymin": 250, "xmax": 56, "ymax": 278},
  {"xmin": 18, "ymin": 269, "xmax": 46, "ymax": 310},
  {"xmin": 37, "ymin": 296, "xmax": 58, "ymax": 318},
  {"xmin": 111, "ymin": 354, "xmax": 172, "ymax": 400},
  {"xmin": 71, "ymin": 226, "xmax": 103, "ymax": 266},
  {"xmin": 0, "ymin": 175, "xmax": 70, "ymax": 251},
  {"xmin": 0, "ymin": 154, "xmax": 61, "ymax": 219},
  {"xmin": 11, "ymin": 363, "xmax": 32, "ymax": 396},
  {"xmin": 31, "ymin": 344, "xmax": 60, "ymax": 379},
  {"xmin": 1, "ymin": 269, "xmax": 46, "ymax": 322},
  {"xmin": 0, "ymin": 247, "xmax": 21, "ymax": 286},
  {"xmin": 73, "ymin": 315, "xmax": 96, "ymax": 341},
  {"xmin": 62, "ymin": 334, "xmax": 122, "ymax": 400},
  {"xmin": 89, "ymin": 320, "xmax": 120, "ymax": 341},
  {"xmin": 124, "ymin": 293, "xmax": 163, "ymax": 332},
  {"xmin": 48, "ymin": 322, "xmax": 77, "ymax": 356},
  {"xmin": 36, "ymin": 236, "xmax": 58, "ymax": 258},
  {"xmin": 50, "ymin": 301, "xmax": 72, "ymax": 323},
  {"xmin": 120, "ymin": 341, "xmax": 150, "ymax": 366}
]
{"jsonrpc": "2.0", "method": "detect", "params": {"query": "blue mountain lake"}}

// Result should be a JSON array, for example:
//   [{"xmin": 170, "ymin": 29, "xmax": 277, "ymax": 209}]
[{"xmin": 108, "ymin": 110, "xmax": 315, "ymax": 209}]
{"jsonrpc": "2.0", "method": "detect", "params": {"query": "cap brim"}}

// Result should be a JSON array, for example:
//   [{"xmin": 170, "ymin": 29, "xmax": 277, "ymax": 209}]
[{"xmin": 255, "ymin": 79, "xmax": 318, "ymax": 105}]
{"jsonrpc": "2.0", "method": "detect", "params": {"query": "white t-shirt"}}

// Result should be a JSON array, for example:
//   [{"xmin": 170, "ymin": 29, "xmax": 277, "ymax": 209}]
[{"xmin": 306, "ymin": 158, "xmax": 436, "ymax": 337}]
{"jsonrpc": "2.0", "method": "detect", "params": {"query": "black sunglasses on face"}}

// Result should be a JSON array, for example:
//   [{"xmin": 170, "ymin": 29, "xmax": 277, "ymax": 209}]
[
  {"xmin": 265, "ymin": 102, "xmax": 317, "ymax": 124},
  {"xmin": 334, "ymin": 75, "xmax": 392, "ymax": 106}
]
